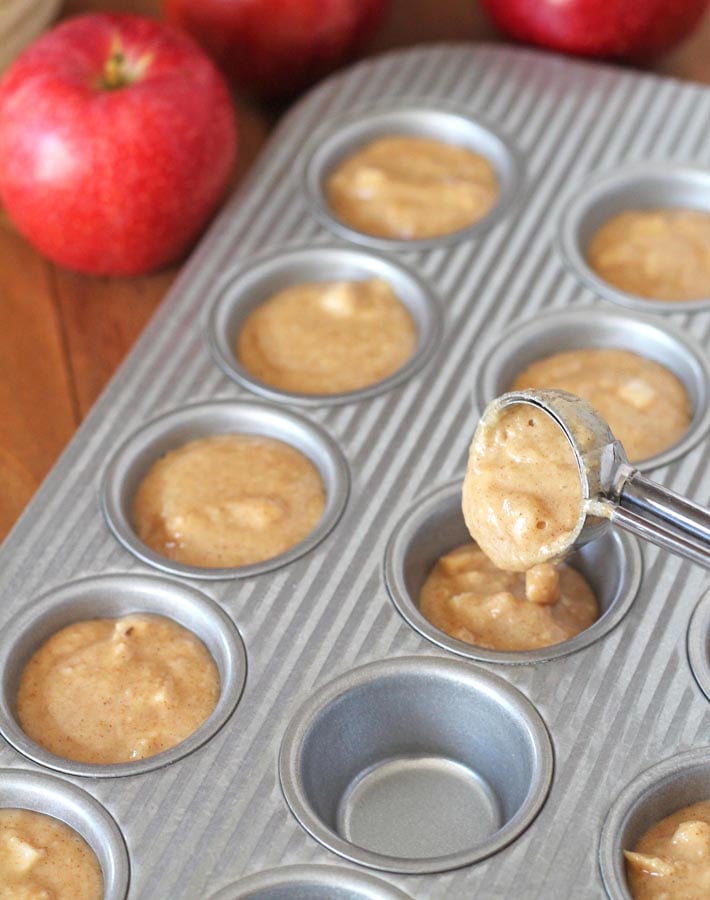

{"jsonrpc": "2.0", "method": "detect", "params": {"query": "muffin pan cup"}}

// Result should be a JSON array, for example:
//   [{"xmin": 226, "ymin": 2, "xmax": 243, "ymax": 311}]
[
  {"xmin": 204, "ymin": 244, "xmax": 442, "ymax": 406},
  {"xmin": 384, "ymin": 479, "xmax": 642, "ymax": 665},
  {"xmin": 279, "ymin": 656, "xmax": 553, "ymax": 874},
  {"xmin": 209, "ymin": 865, "xmax": 412, "ymax": 900},
  {"xmin": 101, "ymin": 399, "xmax": 350, "ymax": 580},
  {"xmin": 0, "ymin": 573, "xmax": 247, "ymax": 778},
  {"xmin": 300, "ymin": 101, "xmax": 524, "ymax": 252},
  {"xmin": 599, "ymin": 748, "xmax": 710, "ymax": 899},
  {"xmin": 473, "ymin": 306, "xmax": 710, "ymax": 471},
  {"xmin": 0, "ymin": 767, "xmax": 130, "ymax": 898},
  {"xmin": 558, "ymin": 163, "xmax": 710, "ymax": 313},
  {"xmin": 687, "ymin": 588, "xmax": 710, "ymax": 700}
]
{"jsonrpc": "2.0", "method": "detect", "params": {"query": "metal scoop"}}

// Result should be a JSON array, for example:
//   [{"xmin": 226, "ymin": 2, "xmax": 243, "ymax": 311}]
[{"xmin": 483, "ymin": 389, "xmax": 710, "ymax": 569}]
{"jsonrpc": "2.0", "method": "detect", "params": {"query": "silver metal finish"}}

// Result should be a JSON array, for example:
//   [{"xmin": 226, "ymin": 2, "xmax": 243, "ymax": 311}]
[
  {"xmin": 384, "ymin": 478, "xmax": 642, "ymax": 664},
  {"xmin": 204, "ymin": 245, "xmax": 442, "ymax": 406},
  {"xmin": 0, "ymin": 45, "xmax": 708, "ymax": 897},
  {"xmin": 558, "ymin": 163, "xmax": 710, "ymax": 313},
  {"xmin": 279, "ymin": 656, "xmax": 553, "ymax": 874},
  {"xmin": 209, "ymin": 865, "xmax": 412, "ymax": 899},
  {"xmin": 301, "ymin": 102, "xmax": 524, "ymax": 252},
  {"xmin": 0, "ymin": 768, "xmax": 130, "ymax": 898},
  {"xmin": 482, "ymin": 390, "xmax": 710, "ymax": 568},
  {"xmin": 101, "ymin": 399, "xmax": 350, "ymax": 579},
  {"xmin": 599, "ymin": 748, "xmax": 710, "ymax": 899},
  {"xmin": 474, "ymin": 306, "xmax": 710, "ymax": 471},
  {"xmin": 0, "ymin": 573, "xmax": 247, "ymax": 778},
  {"xmin": 688, "ymin": 590, "xmax": 710, "ymax": 701}
]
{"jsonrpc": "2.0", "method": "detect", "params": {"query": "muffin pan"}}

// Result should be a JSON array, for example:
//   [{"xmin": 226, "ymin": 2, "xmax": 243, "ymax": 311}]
[{"xmin": 0, "ymin": 44, "xmax": 709, "ymax": 897}]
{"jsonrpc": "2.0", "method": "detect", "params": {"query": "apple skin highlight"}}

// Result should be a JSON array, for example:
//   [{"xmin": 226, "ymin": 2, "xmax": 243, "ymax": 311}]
[{"xmin": 0, "ymin": 14, "xmax": 237, "ymax": 276}]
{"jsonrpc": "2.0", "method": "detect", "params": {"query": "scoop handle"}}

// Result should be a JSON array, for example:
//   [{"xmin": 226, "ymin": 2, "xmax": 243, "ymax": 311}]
[{"xmin": 610, "ymin": 471, "xmax": 710, "ymax": 569}]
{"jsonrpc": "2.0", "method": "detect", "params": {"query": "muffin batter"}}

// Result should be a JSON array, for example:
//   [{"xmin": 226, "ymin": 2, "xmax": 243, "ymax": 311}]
[
  {"xmin": 625, "ymin": 800, "xmax": 710, "ymax": 899},
  {"xmin": 463, "ymin": 404, "xmax": 583, "ymax": 571},
  {"xmin": 326, "ymin": 135, "xmax": 499, "ymax": 239},
  {"xmin": 420, "ymin": 543, "xmax": 599, "ymax": 651},
  {"xmin": 133, "ymin": 433, "xmax": 325, "ymax": 568},
  {"xmin": 588, "ymin": 208, "xmax": 710, "ymax": 301},
  {"xmin": 0, "ymin": 808, "xmax": 103, "ymax": 899},
  {"xmin": 512, "ymin": 348, "xmax": 691, "ymax": 462},
  {"xmin": 17, "ymin": 614, "xmax": 220, "ymax": 764},
  {"xmin": 237, "ymin": 278, "xmax": 417, "ymax": 394}
]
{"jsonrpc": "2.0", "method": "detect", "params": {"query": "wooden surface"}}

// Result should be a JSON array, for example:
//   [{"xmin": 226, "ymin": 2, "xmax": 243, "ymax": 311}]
[{"xmin": 1, "ymin": 0, "xmax": 709, "ymax": 541}]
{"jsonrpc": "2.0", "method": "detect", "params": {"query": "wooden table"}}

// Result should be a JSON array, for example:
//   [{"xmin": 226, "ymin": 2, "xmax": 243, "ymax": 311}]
[{"xmin": 2, "ymin": 0, "xmax": 710, "ymax": 541}]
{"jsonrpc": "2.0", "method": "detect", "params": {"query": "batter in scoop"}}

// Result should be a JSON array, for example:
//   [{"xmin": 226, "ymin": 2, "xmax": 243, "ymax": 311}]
[
  {"xmin": 17, "ymin": 614, "xmax": 220, "ymax": 764},
  {"xmin": 0, "ymin": 808, "xmax": 103, "ymax": 899},
  {"xmin": 326, "ymin": 135, "xmax": 499, "ymax": 239},
  {"xmin": 420, "ymin": 543, "xmax": 599, "ymax": 651},
  {"xmin": 512, "ymin": 348, "xmax": 691, "ymax": 462},
  {"xmin": 133, "ymin": 433, "xmax": 325, "ymax": 568},
  {"xmin": 463, "ymin": 404, "xmax": 583, "ymax": 571},
  {"xmin": 588, "ymin": 208, "xmax": 710, "ymax": 302},
  {"xmin": 625, "ymin": 800, "xmax": 710, "ymax": 899},
  {"xmin": 237, "ymin": 278, "xmax": 417, "ymax": 394}
]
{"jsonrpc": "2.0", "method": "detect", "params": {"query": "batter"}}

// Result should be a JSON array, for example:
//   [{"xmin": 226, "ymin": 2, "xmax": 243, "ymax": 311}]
[
  {"xmin": 420, "ymin": 543, "xmax": 599, "ymax": 651},
  {"xmin": 463, "ymin": 404, "xmax": 583, "ymax": 571},
  {"xmin": 326, "ymin": 135, "xmax": 499, "ymax": 239},
  {"xmin": 588, "ymin": 208, "xmax": 710, "ymax": 301},
  {"xmin": 0, "ymin": 808, "xmax": 103, "ymax": 899},
  {"xmin": 625, "ymin": 800, "xmax": 710, "ymax": 899},
  {"xmin": 512, "ymin": 348, "xmax": 691, "ymax": 462},
  {"xmin": 17, "ymin": 614, "xmax": 220, "ymax": 764},
  {"xmin": 237, "ymin": 278, "xmax": 417, "ymax": 394},
  {"xmin": 133, "ymin": 433, "xmax": 325, "ymax": 568}
]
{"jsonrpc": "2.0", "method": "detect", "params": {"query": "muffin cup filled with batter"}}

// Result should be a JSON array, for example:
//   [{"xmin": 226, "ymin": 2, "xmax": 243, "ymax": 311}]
[
  {"xmin": 0, "ymin": 768, "xmax": 129, "ymax": 899},
  {"xmin": 0, "ymin": 573, "xmax": 246, "ymax": 777},
  {"xmin": 205, "ymin": 246, "xmax": 442, "ymax": 405},
  {"xmin": 600, "ymin": 748, "xmax": 710, "ymax": 900},
  {"xmin": 279, "ymin": 656, "xmax": 552, "ymax": 874},
  {"xmin": 474, "ymin": 307, "xmax": 710, "ymax": 471},
  {"xmin": 384, "ymin": 480, "xmax": 642, "ymax": 665},
  {"xmin": 559, "ymin": 164, "xmax": 710, "ymax": 313},
  {"xmin": 301, "ymin": 103, "xmax": 523, "ymax": 252},
  {"xmin": 102, "ymin": 400, "xmax": 349, "ymax": 580}
]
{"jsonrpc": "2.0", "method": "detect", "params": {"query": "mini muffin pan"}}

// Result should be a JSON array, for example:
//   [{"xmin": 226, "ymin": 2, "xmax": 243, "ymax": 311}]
[
  {"xmin": 0, "ymin": 44, "xmax": 709, "ymax": 898},
  {"xmin": 204, "ymin": 245, "xmax": 442, "ymax": 406}
]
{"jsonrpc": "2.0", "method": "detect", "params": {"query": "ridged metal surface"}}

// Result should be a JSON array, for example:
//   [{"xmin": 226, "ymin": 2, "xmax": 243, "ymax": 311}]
[{"xmin": 1, "ymin": 44, "xmax": 710, "ymax": 899}]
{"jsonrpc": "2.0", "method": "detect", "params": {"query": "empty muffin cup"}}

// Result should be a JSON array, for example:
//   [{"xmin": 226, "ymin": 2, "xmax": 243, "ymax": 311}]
[
  {"xmin": 384, "ymin": 480, "xmax": 642, "ymax": 665},
  {"xmin": 301, "ymin": 103, "xmax": 523, "ymax": 252},
  {"xmin": 0, "ymin": 573, "xmax": 247, "ymax": 778},
  {"xmin": 688, "ymin": 589, "xmax": 710, "ymax": 701},
  {"xmin": 474, "ymin": 307, "xmax": 710, "ymax": 471},
  {"xmin": 0, "ymin": 767, "xmax": 129, "ymax": 898},
  {"xmin": 558, "ymin": 164, "xmax": 710, "ymax": 313},
  {"xmin": 209, "ymin": 864, "xmax": 411, "ymax": 899},
  {"xmin": 102, "ymin": 399, "xmax": 349, "ymax": 579},
  {"xmin": 204, "ymin": 245, "xmax": 442, "ymax": 406},
  {"xmin": 599, "ymin": 747, "xmax": 710, "ymax": 899},
  {"xmin": 279, "ymin": 655, "xmax": 553, "ymax": 874}
]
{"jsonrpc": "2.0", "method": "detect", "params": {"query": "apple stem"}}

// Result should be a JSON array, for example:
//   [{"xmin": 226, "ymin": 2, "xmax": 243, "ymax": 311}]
[{"xmin": 103, "ymin": 51, "xmax": 129, "ymax": 90}]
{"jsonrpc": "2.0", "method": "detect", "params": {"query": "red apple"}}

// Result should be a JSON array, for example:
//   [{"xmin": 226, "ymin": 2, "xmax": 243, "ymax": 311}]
[
  {"xmin": 163, "ymin": 0, "xmax": 389, "ymax": 101},
  {"xmin": 481, "ymin": 0, "xmax": 710, "ymax": 57},
  {"xmin": 0, "ymin": 14, "xmax": 237, "ymax": 276}
]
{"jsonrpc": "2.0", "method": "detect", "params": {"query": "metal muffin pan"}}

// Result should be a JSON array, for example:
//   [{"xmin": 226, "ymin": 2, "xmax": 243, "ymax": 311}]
[
  {"xmin": 599, "ymin": 747, "xmax": 710, "ymax": 899},
  {"xmin": 558, "ymin": 163, "xmax": 710, "ymax": 313},
  {"xmin": 0, "ymin": 573, "xmax": 247, "ymax": 778},
  {"xmin": 101, "ymin": 398, "xmax": 350, "ymax": 580},
  {"xmin": 301, "ymin": 101, "xmax": 524, "ymax": 252},
  {"xmin": 279, "ymin": 656, "xmax": 553, "ymax": 874},
  {"xmin": 474, "ymin": 306, "xmax": 710, "ymax": 471},
  {"xmin": 209, "ymin": 864, "xmax": 411, "ymax": 900},
  {"xmin": 384, "ymin": 479, "xmax": 642, "ymax": 665},
  {"xmin": 1, "ymin": 45, "xmax": 710, "ymax": 897},
  {"xmin": 204, "ymin": 244, "xmax": 442, "ymax": 406},
  {"xmin": 687, "ymin": 588, "xmax": 710, "ymax": 701},
  {"xmin": 0, "ymin": 767, "xmax": 130, "ymax": 898}
]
